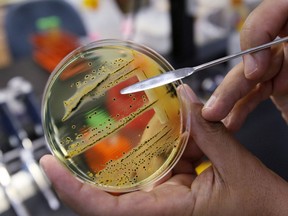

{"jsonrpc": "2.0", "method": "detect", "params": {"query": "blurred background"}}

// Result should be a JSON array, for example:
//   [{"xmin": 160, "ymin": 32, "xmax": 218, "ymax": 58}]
[{"xmin": 0, "ymin": 0, "xmax": 287, "ymax": 215}]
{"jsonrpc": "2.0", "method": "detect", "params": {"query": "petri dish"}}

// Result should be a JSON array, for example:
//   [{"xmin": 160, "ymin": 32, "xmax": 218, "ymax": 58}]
[{"xmin": 42, "ymin": 39, "xmax": 191, "ymax": 193}]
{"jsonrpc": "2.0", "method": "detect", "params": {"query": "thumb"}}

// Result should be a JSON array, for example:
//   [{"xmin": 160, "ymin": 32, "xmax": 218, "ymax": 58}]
[{"xmin": 178, "ymin": 85, "xmax": 254, "ymax": 178}]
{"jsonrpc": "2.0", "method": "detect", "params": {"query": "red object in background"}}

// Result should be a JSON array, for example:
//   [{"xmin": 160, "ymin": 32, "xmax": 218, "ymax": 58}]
[
  {"xmin": 31, "ymin": 30, "xmax": 80, "ymax": 73},
  {"xmin": 85, "ymin": 134, "xmax": 131, "ymax": 172},
  {"xmin": 106, "ymin": 76, "xmax": 154, "ymax": 130},
  {"xmin": 86, "ymin": 77, "xmax": 155, "ymax": 173}
]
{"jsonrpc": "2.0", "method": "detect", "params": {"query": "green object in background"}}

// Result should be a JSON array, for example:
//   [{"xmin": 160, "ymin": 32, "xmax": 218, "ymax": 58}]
[
  {"xmin": 36, "ymin": 16, "xmax": 61, "ymax": 31},
  {"xmin": 86, "ymin": 109, "xmax": 114, "ymax": 130}
]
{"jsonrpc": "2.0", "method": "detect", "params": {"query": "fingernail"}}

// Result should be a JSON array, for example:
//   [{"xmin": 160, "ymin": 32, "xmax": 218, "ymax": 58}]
[
  {"xmin": 203, "ymin": 95, "xmax": 216, "ymax": 110},
  {"xmin": 177, "ymin": 84, "xmax": 201, "ymax": 103},
  {"xmin": 243, "ymin": 54, "xmax": 258, "ymax": 78},
  {"xmin": 39, "ymin": 157, "xmax": 48, "ymax": 173},
  {"xmin": 222, "ymin": 114, "xmax": 231, "ymax": 127}
]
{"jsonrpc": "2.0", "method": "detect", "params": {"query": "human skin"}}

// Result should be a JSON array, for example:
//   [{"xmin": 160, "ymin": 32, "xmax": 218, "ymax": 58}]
[
  {"xmin": 39, "ymin": 1, "xmax": 288, "ymax": 214},
  {"xmin": 202, "ymin": 0, "xmax": 288, "ymax": 130},
  {"xmin": 40, "ymin": 85, "xmax": 288, "ymax": 216}
]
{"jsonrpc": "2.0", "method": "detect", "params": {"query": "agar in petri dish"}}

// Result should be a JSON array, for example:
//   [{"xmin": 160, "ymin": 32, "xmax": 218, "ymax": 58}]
[{"xmin": 42, "ymin": 39, "xmax": 190, "ymax": 193}]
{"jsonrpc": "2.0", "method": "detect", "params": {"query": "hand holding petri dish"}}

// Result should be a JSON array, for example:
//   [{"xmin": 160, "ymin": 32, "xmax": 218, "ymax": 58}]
[{"xmin": 42, "ymin": 39, "xmax": 191, "ymax": 193}]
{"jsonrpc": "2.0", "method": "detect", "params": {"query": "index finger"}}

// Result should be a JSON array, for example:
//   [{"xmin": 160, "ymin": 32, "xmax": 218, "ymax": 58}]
[
  {"xmin": 241, "ymin": 0, "xmax": 288, "ymax": 79},
  {"xmin": 242, "ymin": 0, "xmax": 288, "ymax": 45}
]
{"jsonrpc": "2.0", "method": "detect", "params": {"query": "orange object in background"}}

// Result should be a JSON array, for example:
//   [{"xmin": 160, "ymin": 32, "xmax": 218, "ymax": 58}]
[
  {"xmin": 31, "ymin": 30, "xmax": 80, "ymax": 73},
  {"xmin": 82, "ymin": 0, "xmax": 99, "ymax": 10},
  {"xmin": 106, "ymin": 76, "xmax": 154, "ymax": 130},
  {"xmin": 85, "ymin": 134, "xmax": 131, "ymax": 172}
]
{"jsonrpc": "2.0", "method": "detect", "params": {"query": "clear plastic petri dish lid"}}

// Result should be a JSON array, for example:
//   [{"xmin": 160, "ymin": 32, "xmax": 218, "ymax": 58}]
[{"xmin": 42, "ymin": 39, "xmax": 191, "ymax": 193}]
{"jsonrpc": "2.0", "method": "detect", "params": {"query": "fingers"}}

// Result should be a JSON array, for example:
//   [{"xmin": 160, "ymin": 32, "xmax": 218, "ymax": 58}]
[
  {"xmin": 271, "ymin": 43, "xmax": 288, "ymax": 122},
  {"xmin": 40, "ymin": 155, "xmax": 116, "ymax": 215},
  {"xmin": 272, "ymin": 44, "xmax": 288, "ymax": 94},
  {"xmin": 40, "ymin": 155, "xmax": 197, "ymax": 216},
  {"xmin": 223, "ymin": 82, "xmax": 272, "ymax": 131},
  {"xmin": 163, "ymin": 174, "xmax": 195, "ymax": 188},
  {"xmin": 242, "ymin": 0, "xmax": 288, "ymax": 42},
  {"xmin": 240, "ymin": 0, "xmax": 288, "ymax": 79},
  {"xmin": 202, "ymin": 63, "xmax": 257, "ymax": 121},
  {"xmin": 208, "ymin": 0, "xmax": 288, "ymax": 122},
  {"xmin": 202, "ymin": 45, "xmax": 284, "ymax": 121},
  {"xmin": 177, "ymin": 84, "xmax": 203, "ymax": 160},
  {"xmin": 178, "ymin": 85, "xmax": 254, "ymax": 180}
]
